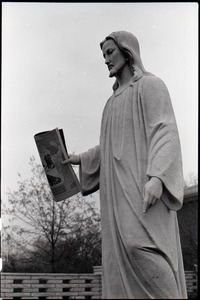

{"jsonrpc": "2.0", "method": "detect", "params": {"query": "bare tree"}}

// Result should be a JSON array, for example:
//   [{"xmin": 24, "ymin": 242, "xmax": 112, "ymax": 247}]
[
  {"xmin": 2, "ymin": 156, "xmax": 101, "ymax": 272},
  {"xmin": 184, "ymin": 172, "xmax": 198, "ymax": 187}
]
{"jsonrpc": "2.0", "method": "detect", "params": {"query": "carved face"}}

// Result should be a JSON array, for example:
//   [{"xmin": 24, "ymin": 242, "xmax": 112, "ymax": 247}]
[{"xmin": 102, "ymin": 39, "xmax": 127, "ymax": 78}]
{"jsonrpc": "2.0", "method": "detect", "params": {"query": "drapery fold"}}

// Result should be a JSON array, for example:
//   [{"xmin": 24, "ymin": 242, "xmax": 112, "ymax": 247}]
[{"xmin": 79, "ymin": 145, "xmax": 100, "ymax": 196}]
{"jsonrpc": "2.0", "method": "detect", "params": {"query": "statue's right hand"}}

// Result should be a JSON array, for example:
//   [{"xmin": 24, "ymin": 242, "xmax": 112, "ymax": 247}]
[{"xmin": 62, "ymin": 154, "xmax": 81, "ymax": 165}]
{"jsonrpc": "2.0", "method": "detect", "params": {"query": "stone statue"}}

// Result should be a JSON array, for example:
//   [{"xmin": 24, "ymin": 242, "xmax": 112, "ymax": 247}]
[{"xmin": 63, "ymin": 31, "xmax": 187, "ymax": 299}]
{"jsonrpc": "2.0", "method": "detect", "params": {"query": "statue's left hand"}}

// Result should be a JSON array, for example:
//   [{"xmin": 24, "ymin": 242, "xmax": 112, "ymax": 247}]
[{"xmin": 143, "ymin": 177, "xmax": 163, "ymax": 213}]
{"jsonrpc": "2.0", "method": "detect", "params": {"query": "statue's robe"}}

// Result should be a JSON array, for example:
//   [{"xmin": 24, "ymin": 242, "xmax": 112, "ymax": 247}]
[{"xmin": 79, "ymin": 75, "xmax": 187, "ymax": 299}]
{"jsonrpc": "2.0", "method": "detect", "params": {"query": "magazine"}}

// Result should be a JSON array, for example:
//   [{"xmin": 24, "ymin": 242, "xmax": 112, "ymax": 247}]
[{"xmin": 34, "ymin": 128, "xmax": 81, "ymax": 202}]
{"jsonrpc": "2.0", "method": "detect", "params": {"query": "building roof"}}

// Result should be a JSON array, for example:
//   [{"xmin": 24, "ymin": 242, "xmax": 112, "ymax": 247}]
[{"xmin": 184, "ymin": 184, "xmax": 198, "ymax": 202}]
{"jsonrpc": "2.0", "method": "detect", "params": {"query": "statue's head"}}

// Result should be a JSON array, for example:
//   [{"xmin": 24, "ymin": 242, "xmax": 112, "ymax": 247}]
[{"xmin": 100, "ymin": 31, "xmax": 150, "ymax": 89}]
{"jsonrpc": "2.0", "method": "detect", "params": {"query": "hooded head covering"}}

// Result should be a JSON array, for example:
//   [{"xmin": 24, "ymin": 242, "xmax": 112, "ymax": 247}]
[{"xmin": 100, "ymin": 31, "xmax": 153, "ymax": 90}]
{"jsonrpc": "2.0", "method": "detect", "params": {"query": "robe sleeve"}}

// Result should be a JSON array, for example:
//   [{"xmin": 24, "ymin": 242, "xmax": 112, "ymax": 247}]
[
  {"xmin": 79, "ymin": 145, "xmax": 100, "ymax": 196},
  {"xmin": 141, "ymin": 76, "xmax": 184, "ymax": 211}
]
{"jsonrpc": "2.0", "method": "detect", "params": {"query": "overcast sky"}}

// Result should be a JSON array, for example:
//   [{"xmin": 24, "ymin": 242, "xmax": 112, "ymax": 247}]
[{"xmin": 2, "ymin": 2, "xmax": 198, "ymax": 208}]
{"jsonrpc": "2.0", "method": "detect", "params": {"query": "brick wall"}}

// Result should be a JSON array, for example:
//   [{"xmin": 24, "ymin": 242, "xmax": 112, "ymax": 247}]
[
  {"xmin": 1, "ymin": 270, "xmax": 197, "ymax": 299},
  {"xmin": 185, "ymin": 270, "xmax": 198, "ymax": 297},
  {"xmin": 1, "ymin": 273, "xmax": 102, "ymax": 299}
]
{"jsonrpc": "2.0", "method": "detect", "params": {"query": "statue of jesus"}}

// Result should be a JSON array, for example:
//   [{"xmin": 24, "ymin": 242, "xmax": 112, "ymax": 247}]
[{"xmin": 62, "ymin": 31, "xmax": 187, "ymax": 299}]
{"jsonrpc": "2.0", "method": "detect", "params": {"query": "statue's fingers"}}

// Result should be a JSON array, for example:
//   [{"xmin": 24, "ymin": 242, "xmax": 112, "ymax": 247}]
[
  {"xmin": 152, "ymin": 197, "xmax": 157, "ymax": 206},
  {"xmin": 61, "ymin": 158, "xmax": 72, "ymax": 164},
  {"xmin": 143, "ymin": 192, "xmax": 149, "ymax": 213}
]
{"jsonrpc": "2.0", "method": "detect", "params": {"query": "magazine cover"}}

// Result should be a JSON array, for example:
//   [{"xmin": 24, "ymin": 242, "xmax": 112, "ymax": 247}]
[{"xmin": 34, "ymin": 128, "xmax": 80, "ymax": 201}]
